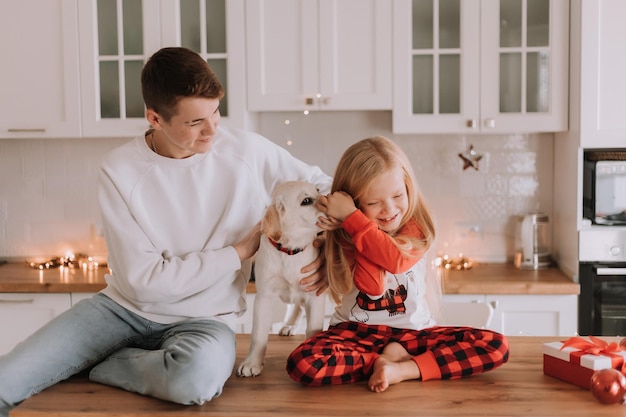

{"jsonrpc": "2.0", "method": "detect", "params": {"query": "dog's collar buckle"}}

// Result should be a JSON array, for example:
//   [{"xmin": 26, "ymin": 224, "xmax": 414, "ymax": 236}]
[{"xmin": 268, "ymin": 237, "xmax": 305, "ymax": 255}]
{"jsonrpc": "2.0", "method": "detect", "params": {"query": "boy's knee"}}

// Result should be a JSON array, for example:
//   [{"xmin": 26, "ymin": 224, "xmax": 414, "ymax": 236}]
[
  {"xmin": 165, "ymin": 378, "xmax": 224, "ymax": 405},
  {"xmin": 164, "ymin": 341, "xmax": 235, "ymax": 405}
]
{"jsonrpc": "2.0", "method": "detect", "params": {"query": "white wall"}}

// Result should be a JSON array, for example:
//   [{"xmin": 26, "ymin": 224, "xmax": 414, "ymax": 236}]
[{"xmin": 0, "ymin": 111, "xmax": 554, "ymax": 264}]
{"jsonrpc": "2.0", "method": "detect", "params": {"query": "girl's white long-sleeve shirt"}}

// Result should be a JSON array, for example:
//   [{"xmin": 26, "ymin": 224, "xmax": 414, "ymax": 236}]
[
  {"xmin": 98, "ymin": 125, "xmax": 332, "ymax": 327},
  {"xmin": 329, "ymin": 211, "xmax": 434, "ymax": 330}
]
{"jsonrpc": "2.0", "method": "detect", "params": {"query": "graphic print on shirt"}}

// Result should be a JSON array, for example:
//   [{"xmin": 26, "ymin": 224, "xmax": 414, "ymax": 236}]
[{"xmin": 350, "ymin": 271, "xmax": 414, "ymax": 323}]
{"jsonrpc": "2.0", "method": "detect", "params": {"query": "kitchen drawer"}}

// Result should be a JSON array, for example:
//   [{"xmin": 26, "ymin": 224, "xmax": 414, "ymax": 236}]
[
  {"xmin": 0, "ymin": 293, "xmax": 71, "ymax": 355},
  {"xmin": 70, "ymin": 292, "xmax": 97, "ymax": 305},
  {"xmin": 442, "ymin": 293, "xmax": 578, "ymax": 336},
  {"xmin": 235, "ymin": 293, "xmax": 336, "ymax": 334}
]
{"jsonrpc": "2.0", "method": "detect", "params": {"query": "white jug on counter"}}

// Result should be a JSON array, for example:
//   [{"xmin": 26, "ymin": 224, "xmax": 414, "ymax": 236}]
[{"xmin": 514, "ymin": 212, "xmax": 552, "ymax": 270}]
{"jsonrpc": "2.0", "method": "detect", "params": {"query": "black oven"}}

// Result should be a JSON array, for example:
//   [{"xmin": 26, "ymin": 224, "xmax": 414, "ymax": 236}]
[
  {"xmin": 579, "ymin": 263, "xmax": 626, "ymax": 335},
  {"xmin": 579, "ymin": 149, "xmax": 626, "ymax": 335},
  {"xmin": 578, "ymin": 228, "xmax": 626, "ymax": 335}
]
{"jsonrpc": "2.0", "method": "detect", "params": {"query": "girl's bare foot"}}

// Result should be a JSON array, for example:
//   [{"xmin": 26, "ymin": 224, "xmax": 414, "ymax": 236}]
[{"xmin": 368, "ymin": 342, "xmax": 421, "ymax": 393}]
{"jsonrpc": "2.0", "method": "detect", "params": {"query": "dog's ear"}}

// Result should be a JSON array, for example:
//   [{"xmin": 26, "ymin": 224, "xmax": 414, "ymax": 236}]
[{"xmin": 262, "ymin": 202, "xmax": 282, "ymax": 241}]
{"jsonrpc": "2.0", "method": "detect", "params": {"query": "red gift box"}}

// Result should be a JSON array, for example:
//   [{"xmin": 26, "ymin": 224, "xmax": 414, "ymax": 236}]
[{"xmin": 542, "ymin": 337, "xmax": 626, "ymax": 389}]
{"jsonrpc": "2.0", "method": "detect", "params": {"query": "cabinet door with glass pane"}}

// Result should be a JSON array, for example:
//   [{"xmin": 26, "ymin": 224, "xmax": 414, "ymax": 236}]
[
  {"xmin": 480, "ymin": 0, "xmax": 568, "ymax": 133},
  {"xmin": 392, "ymin": 0, "xmax": 568, "ymax": 134},
  {"xmin": 167, "ymin": 0, "xmax": 247, "ymax": 129},
  {"xmin": 78, "ymin": 0, "xmax": 246, "ymax": 138}
]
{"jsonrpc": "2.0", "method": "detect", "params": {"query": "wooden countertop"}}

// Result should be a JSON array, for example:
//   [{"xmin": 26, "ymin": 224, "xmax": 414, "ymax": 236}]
[
  {"xmin": 12, "ymin": 334, "xmax": 623, "ymax": 417},
  {"xmin": 442, "ymin": 262, "xmax": 580, "ymax": 295},
  {"xmin": 0, "ymin": 262, "xmax": 108, "ymax": 293},
  {"xmin": 0, "ymin": 263, "xmax": 255, "ymax": 294},
  {"xmin": 0, "ymin": 262, "xmax": 579, "ymax": 295}
]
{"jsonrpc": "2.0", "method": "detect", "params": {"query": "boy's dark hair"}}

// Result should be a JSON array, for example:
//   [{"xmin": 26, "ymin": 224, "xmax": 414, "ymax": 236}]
[{"xmin": 141, "ymin": 47, "xmax": 225, "ymax": 121}]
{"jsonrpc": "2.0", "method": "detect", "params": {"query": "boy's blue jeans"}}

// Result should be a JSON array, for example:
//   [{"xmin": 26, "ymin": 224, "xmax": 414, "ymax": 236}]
[{"xmin": 0, "ymin": 293, "xmax": 236, "ymax": 417}]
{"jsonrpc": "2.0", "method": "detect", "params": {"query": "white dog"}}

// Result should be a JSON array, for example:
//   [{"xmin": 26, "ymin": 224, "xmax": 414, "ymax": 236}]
[{"xmin": 237, "ymin": 181, "xmax": 326, "ymax": 377}]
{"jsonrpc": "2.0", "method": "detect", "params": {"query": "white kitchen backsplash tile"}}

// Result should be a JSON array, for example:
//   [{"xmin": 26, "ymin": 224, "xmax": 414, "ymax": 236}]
[
  {"xmin": 257, "ymin": 111, "xmax": 554, "ymax": 263},
  {"xmin": 0, "ymin": 111, "xmax": 554, "ymax": 263},
  {"xmin": 0, "ymin": 138, "xmax": 126, "ymax": 260}
]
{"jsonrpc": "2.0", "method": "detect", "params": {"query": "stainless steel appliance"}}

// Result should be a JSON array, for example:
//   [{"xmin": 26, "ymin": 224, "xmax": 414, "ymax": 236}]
[
  {"xmin": 583, "ymin": 150, "xmax": 626, "ymax": 225},
  {"xmin": 514, "ymin": 213, "xmax": 552, "ymax": 270},
  {"xmin": 578, "ymin": 228, "xmax": 626, "ymax": 335}
]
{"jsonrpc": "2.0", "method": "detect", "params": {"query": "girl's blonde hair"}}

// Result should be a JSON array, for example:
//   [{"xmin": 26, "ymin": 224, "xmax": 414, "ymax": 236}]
[{"xmin": 325, "ymin": 136, "xmax": 436, "ymax": 304}]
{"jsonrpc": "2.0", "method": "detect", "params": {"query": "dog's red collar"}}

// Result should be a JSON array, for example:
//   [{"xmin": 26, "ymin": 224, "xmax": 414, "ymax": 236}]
[{"xmin": 268, "ymin": 237, "xmax": 305, "ymax": 255}]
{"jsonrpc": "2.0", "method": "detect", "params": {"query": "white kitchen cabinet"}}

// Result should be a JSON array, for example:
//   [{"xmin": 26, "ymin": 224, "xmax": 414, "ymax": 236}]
[
  {"xmin": 235, "ymin": 293, "xmax": 336, "ymax": 334},
  {"xmin": 393, "ymin": 0, "xmax": 569, "ymax": 134},
  {"xmin": 0, "ymin": 0, "xmax": 81, "ymax": 139},
  {"xmin": 442, "ymin": 293, "xmax": 577, "ymax": 336},
  {"xmin": 70, "ymin": 292, "xmax": 284, "ymax": 334},
  {"xmin": 77, "ymin": 0, "xmax": 248, "ymax": 137},
  {"xmin": 234, "ymin": 293, "xmax": 256, "ymax": 333},
  {"xmin": 69, "ymin": 292, "xmax": 329, "ymax": 334},
  {"xmin": 0, "ymin": 293, "xmax": 71, "ymax": 355},
  {"xmin": 70, "ymin": 292, "xmax": 97, "ymax": 305},
  {"xmin": 235, "ymin": 293, "xmax": 291, "ymax": 334},
  {"xmin": 552, "ymin": 0, "xmax": 626, "ymax": 280},
  {"xmin": 246, "ymin": 0, "xmax": 392, "ymax": 111},
  {"xmin": 486, "ymin": 294, "xmax": 577, "ymax": 336},
  {"xmin": 578, "ymin": 0, "xmax": 626, "ymax": 148}
]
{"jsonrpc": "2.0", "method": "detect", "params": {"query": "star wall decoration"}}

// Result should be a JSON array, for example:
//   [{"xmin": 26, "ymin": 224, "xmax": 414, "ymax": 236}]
[{"xmin": 458, "ymin": 144, "xmax": 483, "ymax": 171}]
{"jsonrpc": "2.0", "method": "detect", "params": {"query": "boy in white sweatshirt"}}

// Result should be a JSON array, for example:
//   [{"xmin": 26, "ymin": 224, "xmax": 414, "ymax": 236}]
[{"xmin": 0, "ymin": 47, "xmax": 332, "ymax": 415}]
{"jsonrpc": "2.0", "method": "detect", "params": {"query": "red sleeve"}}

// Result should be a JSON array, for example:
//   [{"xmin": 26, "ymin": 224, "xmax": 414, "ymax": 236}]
[{"xmin": 341, "ymin": 210, "xmax": 425, "ymax": 296}]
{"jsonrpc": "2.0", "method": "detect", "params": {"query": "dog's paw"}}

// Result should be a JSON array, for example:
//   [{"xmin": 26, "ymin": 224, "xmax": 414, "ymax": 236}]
[
  {"xmin": 279, "ymin": 325, "xmax": 296, "ymax": 336},
  {"xmin": 236, "ymin": 360, "xmax": 264, "ymax": 377}
]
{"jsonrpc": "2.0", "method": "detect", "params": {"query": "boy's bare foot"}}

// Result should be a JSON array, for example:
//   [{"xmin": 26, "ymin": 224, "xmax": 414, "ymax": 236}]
[{"xmin": 368, "ymin": 342, "xmax": 421, "ymax": 393}]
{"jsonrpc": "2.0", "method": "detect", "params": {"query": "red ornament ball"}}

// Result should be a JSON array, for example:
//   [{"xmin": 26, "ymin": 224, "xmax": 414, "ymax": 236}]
[
  {"xmin": 619, "ymin": 338, "xmax": 626, "ymax": 351},
  {"xmin": 590, "ymin": 369, "xmax": 626, "ymax": 405}
]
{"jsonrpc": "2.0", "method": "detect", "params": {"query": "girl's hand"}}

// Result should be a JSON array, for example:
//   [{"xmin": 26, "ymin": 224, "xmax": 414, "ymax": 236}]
[{"xmin": 318, "ymin": 192, "xmax": 357, "ymax": 221}]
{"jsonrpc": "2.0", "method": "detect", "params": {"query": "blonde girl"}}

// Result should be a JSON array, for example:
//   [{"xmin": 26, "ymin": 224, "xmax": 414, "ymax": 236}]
[{"xmin": 287, "ymin": 136, "xmax": 509, "ymax": 392}]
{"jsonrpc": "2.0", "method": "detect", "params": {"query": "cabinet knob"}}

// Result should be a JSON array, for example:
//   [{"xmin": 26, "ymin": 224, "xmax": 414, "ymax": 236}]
[
  {"xmin": 466, "ymin": 120, "xmax": 478, "ymax": 128},
  {"xmin": 304, "ymin": 97, "xmax": 314, "ymax": 105},
  {"xmin": 484, "ymin": 118, "xmax": 496, "ymax": 128}
]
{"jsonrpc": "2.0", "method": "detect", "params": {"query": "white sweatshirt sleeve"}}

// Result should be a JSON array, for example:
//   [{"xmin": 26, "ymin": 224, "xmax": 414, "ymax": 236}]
[{"xmin": 98, "ymin": 165, "xmax": 242, "ymax": 306}]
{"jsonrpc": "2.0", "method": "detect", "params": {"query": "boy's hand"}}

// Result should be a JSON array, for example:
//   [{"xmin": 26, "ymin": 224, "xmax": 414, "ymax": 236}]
[
  {"xmin": 299, "ymin": 235, "xmax": 328, "ymax": 296},
  {"xmin": 233, "ymin": 222, "xmax": 261, "ymax": 261},
  {"xmin": 317, "ymin": 214, "xmax": 342, "ymax": 231}
]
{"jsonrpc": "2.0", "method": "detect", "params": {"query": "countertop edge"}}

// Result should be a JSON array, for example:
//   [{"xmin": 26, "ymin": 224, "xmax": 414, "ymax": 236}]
[{"xmin": 0, "ymin": 263, "xmax": 580, "ymax": 295}]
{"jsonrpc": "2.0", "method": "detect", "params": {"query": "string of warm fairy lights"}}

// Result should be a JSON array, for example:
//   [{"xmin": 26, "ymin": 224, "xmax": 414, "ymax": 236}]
[
  {"xmin": 434, "ymin": 253, "xmax": 473, "ymax": 271},
  {"xmin": 28, "ymin": 253, "xmax": 469, "ymax": 271},
  {"xmin": 27, "ymin": 252, "xmax": 468, "ymax": 272},
  {"xmin": 26, "ymin": 253, "xmax": 105, "ymax": 270}
]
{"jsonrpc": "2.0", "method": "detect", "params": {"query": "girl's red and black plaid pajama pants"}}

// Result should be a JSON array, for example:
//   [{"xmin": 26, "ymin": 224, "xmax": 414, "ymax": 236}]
[{"xmin": 286, "ymin": 321, "xmax": 509, "ymax": 386}]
